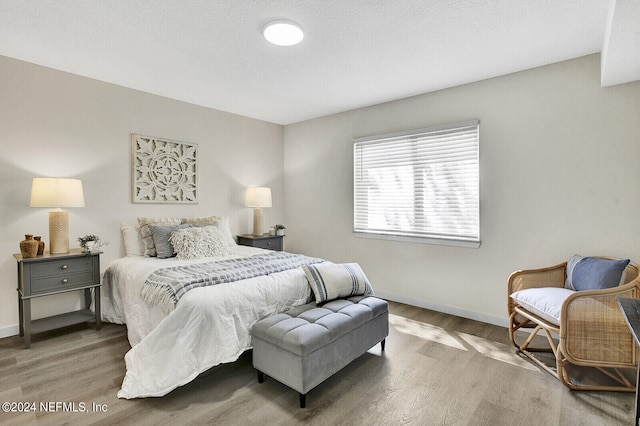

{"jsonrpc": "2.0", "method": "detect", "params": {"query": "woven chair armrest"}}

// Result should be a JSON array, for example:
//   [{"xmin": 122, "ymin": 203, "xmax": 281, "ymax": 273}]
[{"xmin": 559, "ymin": 281, "xmax": 640, "ymax": 366}]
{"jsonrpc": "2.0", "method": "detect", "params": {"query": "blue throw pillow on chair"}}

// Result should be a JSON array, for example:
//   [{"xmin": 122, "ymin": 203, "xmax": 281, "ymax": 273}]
[{"xmin": 565, "ymin": 255, "xmax": 629, "ymax": 291}]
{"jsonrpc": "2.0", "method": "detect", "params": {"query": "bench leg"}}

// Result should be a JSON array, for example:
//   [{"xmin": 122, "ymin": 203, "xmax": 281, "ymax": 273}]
[
  {"xmin": 257, "ymin": 370, "xmax": 264, "ymax": 383},
  {"xmin": 381, "ymin": 339, "xmax": 386, "ymax": 351},
  {"xmin": 299, "ymin": 393, "xmax": 306, "ymax": 408}
]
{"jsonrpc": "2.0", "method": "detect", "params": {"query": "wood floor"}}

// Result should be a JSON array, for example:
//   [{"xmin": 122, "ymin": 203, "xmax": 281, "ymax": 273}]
[{"xmin": 0, "ymin": 301, "xmax": 635, "ymax": 425}]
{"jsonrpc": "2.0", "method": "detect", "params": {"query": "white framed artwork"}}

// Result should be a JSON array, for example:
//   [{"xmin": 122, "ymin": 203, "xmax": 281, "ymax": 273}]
[{"xmin": 132, "ymin": 134, "xmax": 198, "ymax": 204}]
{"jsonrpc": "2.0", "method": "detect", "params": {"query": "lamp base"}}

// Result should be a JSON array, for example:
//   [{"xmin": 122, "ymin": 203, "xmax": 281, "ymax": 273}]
[
  {"xmin": 49, "ymin": 210, "xmax": 69, "ymax": 254},
  {"xmin": 253, "ymin": 207, "xmax": 263, "ymax": 236}
]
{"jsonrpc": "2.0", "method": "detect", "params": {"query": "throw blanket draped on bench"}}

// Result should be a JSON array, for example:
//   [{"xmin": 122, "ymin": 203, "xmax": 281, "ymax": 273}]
[{"xmin": 142, "ymin": 252, "xmax": 324, "ymax": 313}]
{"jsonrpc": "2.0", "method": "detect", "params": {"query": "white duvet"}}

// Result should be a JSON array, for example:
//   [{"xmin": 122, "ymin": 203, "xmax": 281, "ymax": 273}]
[{"xmin": 101, "ymin": 246, "xmax": 312, "ymax": 399}]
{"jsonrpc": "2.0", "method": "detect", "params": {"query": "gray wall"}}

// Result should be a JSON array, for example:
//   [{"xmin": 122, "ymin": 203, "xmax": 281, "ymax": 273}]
[
  {"xmin": 283, "ymin": 54, "xmax": 640, "ymax": 325},
  {"xmin": 0, "ymin": 55, "xmax": 284, "ymax": 335},
  {"xmin": 2, "ymin": 53, "xmax": 639, "ymax": 335}
]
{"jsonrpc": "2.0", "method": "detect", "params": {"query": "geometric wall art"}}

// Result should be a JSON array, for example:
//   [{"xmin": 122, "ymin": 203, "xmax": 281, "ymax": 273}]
[{"xmin": 131, "ymin": 134, "xmax": 198, "ymax": 203}]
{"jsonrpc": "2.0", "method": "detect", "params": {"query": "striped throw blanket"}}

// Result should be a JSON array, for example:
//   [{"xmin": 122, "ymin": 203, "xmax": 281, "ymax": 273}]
[{"xmin": 142, "ymin": 252, "xmax": 324, "ymax": 313}]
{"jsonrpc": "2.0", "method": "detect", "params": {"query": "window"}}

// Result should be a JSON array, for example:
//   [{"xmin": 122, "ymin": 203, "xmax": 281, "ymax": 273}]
[{"xmin": 353, "ymin": 120, "xmax": 480, "ymax": 247}]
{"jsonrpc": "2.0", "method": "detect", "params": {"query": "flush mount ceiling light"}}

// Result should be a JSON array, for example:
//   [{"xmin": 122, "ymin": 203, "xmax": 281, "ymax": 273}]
[{"xmin": 263, "ymin": 20, "xmax": 304, "ymax": 46}]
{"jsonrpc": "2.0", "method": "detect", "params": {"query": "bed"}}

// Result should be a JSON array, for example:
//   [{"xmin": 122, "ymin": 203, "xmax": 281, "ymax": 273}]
[
  {"xmin": 101, "ymin": 217, "xmax": 327, "ymax": 399},
  {"xmin": 102, "ymin": 216, "xmax": 375, "ymax": 399}
]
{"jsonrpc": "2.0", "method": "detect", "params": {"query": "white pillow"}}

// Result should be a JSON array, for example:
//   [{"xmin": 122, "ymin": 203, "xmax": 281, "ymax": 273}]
[
  {"xmin": 215, "ymin": 216, "xmax": 237, "ymax": 246},
  {"xmin": 170, "ymin": 225, "xmax": 231, "ymax": 259},
  {"xmin": 302, "ymin": 262, "xmax": 373, "ymax": 304},
  {"xmin": 510, "ymin": 287, "xmax": 574, "ymax": 326},
  {"xmin": 121, "ymin": 223, "xmax": 145, "ymax": 256},
  {"xmin": 137, "ymin": 217, "xmax": 182, "ymax": 256}
]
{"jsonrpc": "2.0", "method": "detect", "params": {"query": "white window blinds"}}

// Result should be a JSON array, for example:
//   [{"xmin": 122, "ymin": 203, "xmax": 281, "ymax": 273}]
[{"xmin": 354, "ymin": 120, "xmax": 480, "ymax": 247}]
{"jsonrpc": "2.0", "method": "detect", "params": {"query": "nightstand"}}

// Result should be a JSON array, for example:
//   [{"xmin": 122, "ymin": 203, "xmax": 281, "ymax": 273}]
[
  {"xmin": 14, "ymin": 249, "xmax": 102, "ymax": 348},
  {"xmin": 237, "ymin": 234, "xmax": 284, "ymax": 251}
]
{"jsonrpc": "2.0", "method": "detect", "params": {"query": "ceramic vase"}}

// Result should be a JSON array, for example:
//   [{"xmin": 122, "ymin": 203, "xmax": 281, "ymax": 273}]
[
  {"xmin": 34, "ymin": 236, "xmax": 45, "ymax": 255},
  {"xmin": 84, "ymin": 241, "xmax": 96, "ymax": 253},
  {"xmin": 20, "ymin": 234, "xmax": 39, "ymax": 258}
]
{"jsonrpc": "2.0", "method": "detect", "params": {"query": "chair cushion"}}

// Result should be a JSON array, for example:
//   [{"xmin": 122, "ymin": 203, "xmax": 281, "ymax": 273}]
[
  {"xmin": 510, "ymin": 287, "xmax": 575, "ymax": 326},
  {"xmin": 565, "ymin": 255, "xmax": 629, "ymax": 291}
]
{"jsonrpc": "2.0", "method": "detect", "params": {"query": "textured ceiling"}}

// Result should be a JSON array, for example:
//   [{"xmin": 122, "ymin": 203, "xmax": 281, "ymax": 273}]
[{"xmin": 1, "ymin": 1, "xmax": 637, "ymax": 125}]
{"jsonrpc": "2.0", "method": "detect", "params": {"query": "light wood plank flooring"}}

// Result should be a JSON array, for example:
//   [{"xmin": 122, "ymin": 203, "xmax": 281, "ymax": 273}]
[{"xmin": 0, "ymin": 301, "xmax": 634, "ymax": 425}]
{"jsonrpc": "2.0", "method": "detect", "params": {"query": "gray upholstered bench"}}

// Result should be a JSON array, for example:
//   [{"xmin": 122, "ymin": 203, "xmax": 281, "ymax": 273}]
[{"xmin": 251, "ymin": 296, "xmax": 388, "ymax": 408}]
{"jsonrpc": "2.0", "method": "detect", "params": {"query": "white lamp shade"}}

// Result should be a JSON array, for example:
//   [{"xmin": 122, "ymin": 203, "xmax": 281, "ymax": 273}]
[
  {"xmin": 30, "ymin": 178, "xmax": 85, "ymax": 208},
  {"xmin": 245, "ymin": 187, "xmax": 272, "ymax": 208}
]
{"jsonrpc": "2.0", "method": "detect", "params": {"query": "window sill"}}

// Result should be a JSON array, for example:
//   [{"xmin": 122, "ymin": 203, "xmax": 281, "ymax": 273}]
[{"xmin": 353, "ymin": 232, "xmax": 481, "ymax": 249}]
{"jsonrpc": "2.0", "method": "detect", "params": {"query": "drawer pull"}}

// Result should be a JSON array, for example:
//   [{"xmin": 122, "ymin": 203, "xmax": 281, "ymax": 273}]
[
  {"xmin": 61, "ymin": 279, "xmax": 68, "ymax": 284},
  {"xmin": 62, "ymin": 265, "xmax": 68, "ymax": 270},
  {"xmin": 267, "ymin": 242, "xmax": 271, "ymax": 245}
]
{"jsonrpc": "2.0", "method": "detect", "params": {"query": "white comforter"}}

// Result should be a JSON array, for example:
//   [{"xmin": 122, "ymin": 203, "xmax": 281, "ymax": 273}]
[{"xmin": 101, "ymin": 246, "xmax": 312, "ymax": 399}]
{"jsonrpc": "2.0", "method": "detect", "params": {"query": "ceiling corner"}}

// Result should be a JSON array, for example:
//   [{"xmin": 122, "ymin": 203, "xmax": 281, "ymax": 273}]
[{"xmin": 601, "ymin": 0, "xmax": 640, "ymax": 87}]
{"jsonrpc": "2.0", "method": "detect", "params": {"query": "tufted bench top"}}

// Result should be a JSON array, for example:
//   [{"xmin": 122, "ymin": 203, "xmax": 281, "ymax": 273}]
[{"xmin": 251, "ymin": 296, "xmax": 388, "ymax": 357}]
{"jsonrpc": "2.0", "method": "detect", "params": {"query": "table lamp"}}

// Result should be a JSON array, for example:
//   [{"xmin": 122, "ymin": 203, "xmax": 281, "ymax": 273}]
[
  {"xmin": 245, "ymin": 187, "xmax": 272, "ymax": 236},
  {"xmin": 30, "ymin": 178, "xmax": 85, "ymax": 254}
]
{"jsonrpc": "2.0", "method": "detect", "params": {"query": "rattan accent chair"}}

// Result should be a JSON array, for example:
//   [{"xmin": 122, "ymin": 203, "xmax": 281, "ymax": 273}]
[{"xmin": 508, "ymin": 258, "xmax": 640, "ymax": 391}]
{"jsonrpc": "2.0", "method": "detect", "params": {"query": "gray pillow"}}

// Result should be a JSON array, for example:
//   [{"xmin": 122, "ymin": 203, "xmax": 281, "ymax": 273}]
[
  {"xmin": 148, "ymin": 223, "xmax": 191, "ymax": 259},
  {"xmin": 565, "ymin": 255, "xmax": 629, "ymax": 291},
  {"xmin": 137, "ymin": 217, "xmax": 182, "ymax": 256}
]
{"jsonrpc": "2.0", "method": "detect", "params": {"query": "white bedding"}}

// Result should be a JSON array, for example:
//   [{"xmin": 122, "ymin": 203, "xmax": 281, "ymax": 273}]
[{"xmin": 101, "ymin": 246, "xmax": 313, "ymax": 399}]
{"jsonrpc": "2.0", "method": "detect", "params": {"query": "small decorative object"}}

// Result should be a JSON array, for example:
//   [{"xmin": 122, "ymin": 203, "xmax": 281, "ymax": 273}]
[
  {"xmin": 20, "ymin": 234, "xmax": 39, "ymax": 258},
  {"xmin": 275, "ymin": 224, "xmax": 286, "ymax": 236},
  {"xmin": 269, "ymin": 226, "xmax": 276, "ymax": 236},
  {"xmin": 77, "ymin": 234, "xmax": 107, "ymax": 253},
  {"xmin": 132, "ymin": 134, "xmax": 198, "ymax": 204},
  {"xmin": 34, "ymin": 236, "xmax": 45, "ymax": 255}
]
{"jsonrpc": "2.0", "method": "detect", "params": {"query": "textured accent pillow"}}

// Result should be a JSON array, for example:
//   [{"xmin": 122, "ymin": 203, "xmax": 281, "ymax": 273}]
[
  {"xmin": 182, "ymin": 216, "xmax": 219, "ymax": 225},
  {"xmin": 302, "ymin": 262, "xmax": 373, "ymax": 304},
  {"xmin": 148, "ymin": 223, "xmax": 191, "ymax": 259},
  {"xmin": 169, "ymin": 225, "xmax": 231, "ymax": 259},
  {"xmin": 565, "ymin": 255, "xmax": 629, "ymax": 291},
  {"xmin": 121, "ymin": 223, "xmax": 145, "ymax": 256},
  {"xmin": 137, "ymin": 217, "xmax": 182, "ymax": 256},
  {"xmin": 182, "ymin": 216, "xmax": 237, "ymax": 246},
  {"xmin": 510, "ymin": 287, "xmax": 574, "ymax": 326}
]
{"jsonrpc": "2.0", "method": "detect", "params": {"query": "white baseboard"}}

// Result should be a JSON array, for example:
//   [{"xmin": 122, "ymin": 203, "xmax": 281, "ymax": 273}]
[
  {"xmin": 375, "ymin": 290, "xmax": 509, "ymax": 328},
  {"xmin": 0, "ymin": 324, "xmax": 19, "ymax": 339}
]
